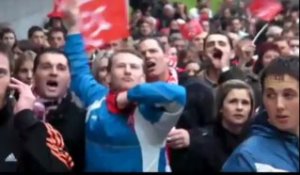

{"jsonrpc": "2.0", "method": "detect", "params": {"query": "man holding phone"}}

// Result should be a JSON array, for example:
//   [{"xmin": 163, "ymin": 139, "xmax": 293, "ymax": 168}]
[{"xmin": 0, "ymin": 43, "xmax": 73, "ymax": 172}]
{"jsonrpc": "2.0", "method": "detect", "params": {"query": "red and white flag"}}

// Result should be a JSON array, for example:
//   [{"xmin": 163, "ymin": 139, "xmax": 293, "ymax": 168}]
[
  {"xmin": 49, "ymin": 0, "xmax": 130, "ymax": 51},
  {"xmin": 248, "ymin": 0, "xmax": 283, "ymax": 22}
]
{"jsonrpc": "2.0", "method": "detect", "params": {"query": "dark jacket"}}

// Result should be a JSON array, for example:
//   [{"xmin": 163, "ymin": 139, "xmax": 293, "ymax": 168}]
[
  {"xmin": 0, "ymin": 99, "xmax": 73, "ymax": 172},
  {"xmin": 0, "ymin": 101, "xmax": 19, "ymax": 172},
  {"xmin": 42, "ymin": 92, "xmax": 86, "ymax": 172},
  {"xmin": 15, "ymin": 110, "xmax": 74, "ymax": 172},
  {"xmin": 187, "ymin": 122, "xmax": 249, "ymax": 173},
  {"xmin": 170, "ymin": 77, "xmax": 215, "ymax": 172}
]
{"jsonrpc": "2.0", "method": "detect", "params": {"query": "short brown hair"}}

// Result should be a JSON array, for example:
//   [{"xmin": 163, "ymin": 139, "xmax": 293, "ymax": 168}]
[
  {"xmin": 107, "ymin": 49, "xmax": 144, "ymax": 72},
  {"xmin": 203, "ymin": 31, "xmax": 234, "ymax": 50}
]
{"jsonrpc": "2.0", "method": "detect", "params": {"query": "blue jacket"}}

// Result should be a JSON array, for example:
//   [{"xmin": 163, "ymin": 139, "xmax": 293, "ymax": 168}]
[
  {"xmin": 64, "ymin": 34, "xmax": 186, "ymax": 172},
  {"xmin": 222, "ymin": 111, "xmax": 299, "ymax": 172}
]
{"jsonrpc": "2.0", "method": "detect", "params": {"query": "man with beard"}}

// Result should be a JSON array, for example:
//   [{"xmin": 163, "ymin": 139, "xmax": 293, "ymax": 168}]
[
  {"xmin": 62, "ymin": 0, "xmax": 186, "ymax": 172},
  {"xmin": 0, "ymin": 43, "xmax": 73, "ymax": 172},
  {"xmin": 31, "ymin": 48, "xmax": 86, "ymax": 172}
]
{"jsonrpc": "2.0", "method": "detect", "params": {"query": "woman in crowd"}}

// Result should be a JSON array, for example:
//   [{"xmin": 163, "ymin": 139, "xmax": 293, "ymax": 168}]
[
  {"xmin": 91, "ymin": 50, "xmax": 112, "ymax": 87},
  {"xmin": 184, "ymin": 61, "xmax": 201, "ymax": 77},
  {"xmin": 0, "ymin": 28, "xmax": 17, "ymax": 50},
  {"xmin": 0, "ymin": 28, "xmax": 22, "ymax": 58},
  {"xmin": 13, "ymin": 50, "xmax": 36, "ymax": 85},
  {"xmin": 186, "ymin": 80, "xmax": 255, "ymax": 173},
  {"xmin": 253, "ymin": 42, "xmax": 281, "ymax": 75}
]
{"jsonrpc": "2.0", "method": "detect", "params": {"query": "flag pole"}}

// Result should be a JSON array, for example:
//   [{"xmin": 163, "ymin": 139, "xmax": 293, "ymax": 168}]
[{"xmin": 252, "ymin": 23, "xmax": 269, "ymax": 45}]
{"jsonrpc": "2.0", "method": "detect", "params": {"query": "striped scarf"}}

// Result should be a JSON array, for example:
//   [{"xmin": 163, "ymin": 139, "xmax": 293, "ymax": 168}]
[{"xmin": 33, "ymin": 92, "xmax": 66, "ymax": 122}]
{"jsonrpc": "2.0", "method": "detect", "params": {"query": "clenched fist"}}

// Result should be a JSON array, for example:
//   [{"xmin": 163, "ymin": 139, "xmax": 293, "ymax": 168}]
[{"xmin": 61, "ymin": 0, "xmax": 81, "ymax": 34}]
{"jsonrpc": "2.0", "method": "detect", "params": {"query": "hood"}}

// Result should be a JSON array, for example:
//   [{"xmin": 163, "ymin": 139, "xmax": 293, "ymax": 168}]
[{"xmin": 252, "ymin": 110, "xmax": 299, "ymax": 171}]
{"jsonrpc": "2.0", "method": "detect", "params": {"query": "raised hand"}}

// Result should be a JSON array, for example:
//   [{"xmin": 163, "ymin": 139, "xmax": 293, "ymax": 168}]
[
  {"xmin": 61, "ymin": 0, "xmax": 80, "ymax": 33},
  {"xmin": 9, "ymin": 78, "xmax": 36, "ymax": 114}
]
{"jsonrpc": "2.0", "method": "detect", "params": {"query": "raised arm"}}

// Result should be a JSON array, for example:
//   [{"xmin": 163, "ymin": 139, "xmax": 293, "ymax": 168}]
[
  {"xmin": 64, "ymin": 34, "xmax": 107, "ymax": 107},
  {"xmin": 63, "ymin": 0, "xmax": 107, "ymax": 106}
]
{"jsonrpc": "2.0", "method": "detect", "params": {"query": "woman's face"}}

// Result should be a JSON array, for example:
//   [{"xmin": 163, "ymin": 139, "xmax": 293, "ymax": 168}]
[
  {"xmin": 262, "ymin": 50, "xmax": 280, "ymax": 68},
  {"xmin": 2, "ymin": 32, "xmax": 16, "ymax": 48},
  {"xmin": 185, "ymin": 62, "xmax": 200, "ymax": 76},
  {"xmin": 16, "ymin": 60, "xmax": 34, "ymax": 85},
  {"xmin": 96, "ymin": 58, "xmax": 109, "ymax": 85},
  {"xmin": 221, "ymin": 89, "xmax": 252, "ymax": 126}
]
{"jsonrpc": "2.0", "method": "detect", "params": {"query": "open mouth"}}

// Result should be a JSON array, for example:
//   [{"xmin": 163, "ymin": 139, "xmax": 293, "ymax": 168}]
[
  {"xmin": 46, "ymin": 80, "xmax": 58, "ymax": 88},
  {"xmin": 213, "ymin": 49, "xmax": 223, "ymax": 60},
  {"xmin": 146, "ymin": 61, "xmax": 156, "ymax": 70}
]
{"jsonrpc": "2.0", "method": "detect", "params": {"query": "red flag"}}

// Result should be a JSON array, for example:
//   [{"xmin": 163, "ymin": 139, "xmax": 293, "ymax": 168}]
[
  {"xmin": 248, "ymin": 0, "xmax": 283, "ymax": 22},
  {"xmin": 48, "ymin": 0, "xmax": 64, "ymax": 18},
  {"xmin": 53, "ymin": 0, "xmax": 129, "ymax": 51},
  {"xmin": 180, "ymin": 19, "xmax": 203, "ymax": 40}
]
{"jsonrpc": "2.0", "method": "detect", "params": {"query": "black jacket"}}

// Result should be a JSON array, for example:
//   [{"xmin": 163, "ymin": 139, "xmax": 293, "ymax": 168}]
[
  {"xmin": 170, "ymin": 77, "xmax": 215, "ymax": 172},
  {"xmin": 30, "ymin": 92, "xmax": 86, "ymax": 172},
  {"xmin": 187, "ymin": 122, "xmax": 249, "ymax": 173},
  {"xmin": 0, "ymin": 101, "xmax": 19, "ymax": 172},
  {"xmin": 0, "ymin": 99, "xmax": 73, "ymax": 172},
  {"xmin": 15, "ymin": 110, "xmax": 74, "ymax": 172}
]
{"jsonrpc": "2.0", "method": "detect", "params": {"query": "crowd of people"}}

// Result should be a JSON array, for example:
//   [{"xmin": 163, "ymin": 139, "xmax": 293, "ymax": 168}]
[{"xmin": 0, "ymin": 0, "xmax": 299, "ymax": 172}]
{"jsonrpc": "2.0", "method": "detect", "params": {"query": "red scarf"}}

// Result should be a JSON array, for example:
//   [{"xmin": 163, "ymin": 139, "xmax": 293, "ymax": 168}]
[
  {"xmin": 167, "ymin": 67, "xmax": 179, "ymax": 84},
  {"xmin": 106, "ymin": 91, "xmax": 136, "ymax": 127}
]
